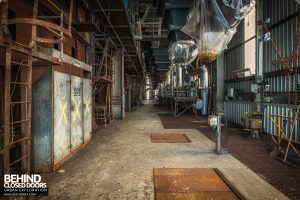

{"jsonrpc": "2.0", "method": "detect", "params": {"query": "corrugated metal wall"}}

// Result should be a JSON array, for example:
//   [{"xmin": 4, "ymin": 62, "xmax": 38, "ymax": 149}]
[
  {"xmin": 225, "ymin": 102, "xmax": 300, "ymax": 143},
  {"xmin": 264, "ymin": 103, "xmax": 300, "ymax": 142},
  {"xmin": 32, "ymin": 68, "xmax": 52, "ymax": 172},
  {"xmin": 224, "ymin": 0, "xmax": 300, "ymax": 143},
  {"xmin": 263, "ymin": 0, "xmax": 299, "ymax": 73},
  {"xmin": 226, "ymin": 79, "xmax": 255, "ymax": 92},
  {"xmin": 225, "ymin": 101, "xmax": 255, "ymax": 124},
  {"xmin": 224, "ymin": 22, "xmax": 245, "ymax": 80},
  {"xmin": 265, "ymin": 74, "xmax": 300, "ymax": 92}
]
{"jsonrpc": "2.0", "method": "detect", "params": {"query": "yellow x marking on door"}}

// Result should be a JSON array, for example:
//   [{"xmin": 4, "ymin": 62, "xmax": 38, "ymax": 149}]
[
  {"xmin": 73, "ymin": 99, "xmax": 81, "ymax": 122},
  {"xmin": 58, "ymin": 100, "xmax": 68, "ymax": 126},
  {"xmin": 85, "ymin": 97, "xmax": 91, "ymax": 116}
]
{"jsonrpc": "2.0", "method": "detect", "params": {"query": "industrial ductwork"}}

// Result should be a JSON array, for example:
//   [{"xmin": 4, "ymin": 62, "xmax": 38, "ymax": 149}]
[
  {"xmin": 182, "ymin": 0, "xmax": 255, "ymax": 63},
  {"xmin": 168, "ymin": 40, "xmax": 199, "ymax": 66}
]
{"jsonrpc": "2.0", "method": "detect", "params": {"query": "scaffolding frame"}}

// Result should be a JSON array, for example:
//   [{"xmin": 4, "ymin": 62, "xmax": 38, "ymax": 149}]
[
  {"xmin": 0, "ymin": 0, "xmax": 73, "ymax": 174},
  {"xmin": 92, "ymin": 37, "xmax": 114, "ymax": 126}
]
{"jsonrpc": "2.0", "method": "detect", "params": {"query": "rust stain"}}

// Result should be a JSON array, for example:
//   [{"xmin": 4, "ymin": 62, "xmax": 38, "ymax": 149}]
[
  {"xmin": 154, "ymin": 168, "xmax": 240, "ymax": 200},
  {"xmin": 151, "ymin": 134, "xmax": 191, "ymax": 143}
]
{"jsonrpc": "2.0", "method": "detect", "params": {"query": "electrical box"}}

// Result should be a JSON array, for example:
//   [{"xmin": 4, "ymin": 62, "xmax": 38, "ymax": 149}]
[
  {"xmin": 227, "ymin": 88, "xmax": 234, "ymax": 97},
  {"xmin": 242, "ymin": 112, "xmax": 263, "ymax": 138},
  {"xmin": 264, "ymin": 96, "xmax": 271, "ymax": 102},
  {"xmin": 250, "ymin": 119, "xmax": 263, "ymax": 129},
  {"xmin": 250, "ymin": 84, "xmax": 258, "ymax": 93},
  {"xmin": 196, "ymin": 99, "xmax": 204, "ymax": 109},
  {"xmin": 208, "ymin": 115, "xmax": 218, "ymax": 127},
  {"xmin": 264, "ymin": 84, "xmax": 270, "ymax": 92}
]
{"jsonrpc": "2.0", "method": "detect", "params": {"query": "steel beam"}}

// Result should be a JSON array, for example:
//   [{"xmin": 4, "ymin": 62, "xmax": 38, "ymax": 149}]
[
  {"xmin": 256, "ymin": 3, "xmax": 264, "ymax": 113},
  {"xmin": 3, "ymin": 45, "xmax": 11, "ymax": 174},
  {"xmin": 216, "ymin": 55, "xmax": 225, "ymax": 112},
  {"xmin": 7, "ymin": 18, "xmax": 71, "ymax": 37}
]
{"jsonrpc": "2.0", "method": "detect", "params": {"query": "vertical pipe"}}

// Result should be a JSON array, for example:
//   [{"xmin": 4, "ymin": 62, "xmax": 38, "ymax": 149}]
[
  {"xmin": 277, "ymin": 116, "xmax": 281, "ymax": 145},
  {"xmin": 200, "ymin": 66, "xmax": 208, "ymax": 115},
  {"xmin": 189, "ymin": 75, "xmax": 194, "ymax": 85},
  {"xmin": 189, "ymin": 75, "xmax": 195, "ymax": 97},
  {"xmin": 166, "ymin": 72, "xmax": 171, "ymax": 85},
  {"xmin": 177, "ymin": 66, "xmax": 183, "ymax": 87},
  {"xmin": 171, "ymin": 69, "xmax": 174, "ymax": 97}
]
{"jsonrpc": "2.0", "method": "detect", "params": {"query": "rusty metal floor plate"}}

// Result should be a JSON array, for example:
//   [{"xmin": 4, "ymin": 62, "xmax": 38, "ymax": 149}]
[
  {"xmin": 154, "ymin": 168, "xmax": 240, "ymax": 200},
  {"xmin": 151, "ymin": 134, "xmax": 191, "ymax": 143}
]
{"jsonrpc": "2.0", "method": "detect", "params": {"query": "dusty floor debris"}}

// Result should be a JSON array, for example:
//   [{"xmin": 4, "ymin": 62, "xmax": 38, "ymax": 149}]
[
  {"xmin": 159, "ymin": 112, "xmax": 300, "ymax": 200},
  {"xmin": 41, "ymin": 102, "xmax": 288, "ymax": 200}
]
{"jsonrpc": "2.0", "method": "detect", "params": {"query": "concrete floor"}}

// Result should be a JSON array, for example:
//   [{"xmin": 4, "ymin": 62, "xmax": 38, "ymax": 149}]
[{"xmin": 42, "ymin": 101, "xmax": 288, "ymax": 200}]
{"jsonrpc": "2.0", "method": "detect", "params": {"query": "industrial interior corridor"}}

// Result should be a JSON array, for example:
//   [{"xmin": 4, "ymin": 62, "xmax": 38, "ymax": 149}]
[
  {"xmin": 1, "ymin": 0, "xmax": 300, "ymax": 199},
  {"xmin": 41, "ymin": 101, "xmax": 287, "ymax": 200}
]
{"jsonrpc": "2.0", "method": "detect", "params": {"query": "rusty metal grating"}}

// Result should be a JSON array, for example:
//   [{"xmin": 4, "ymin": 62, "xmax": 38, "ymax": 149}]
[
  {"xmin": 151, "ymin": 134, "xmax": 191, "ymax": 143},
  {"xmin": 153, "ymin": 168, "xmax": 241, "ymax": 200}
]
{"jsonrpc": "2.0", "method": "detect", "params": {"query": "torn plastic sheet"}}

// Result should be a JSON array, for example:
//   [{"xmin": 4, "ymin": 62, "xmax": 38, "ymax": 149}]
[
  {"xmin": 182, "ymin": 0, "xmax": 255, "ymax": 63},
  {"xmin": 223, "ymin": 0, "xmax": 254, "ymax": 19},
  {"xmin": 169, "ymin": 40, "xmax": 199, "ymax": 66}
]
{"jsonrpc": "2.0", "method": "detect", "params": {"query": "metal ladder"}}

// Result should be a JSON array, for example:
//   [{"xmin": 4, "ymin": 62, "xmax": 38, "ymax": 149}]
[{"xmin": 1, "ymin": 44, "xmax": 32, "ymax": 174}]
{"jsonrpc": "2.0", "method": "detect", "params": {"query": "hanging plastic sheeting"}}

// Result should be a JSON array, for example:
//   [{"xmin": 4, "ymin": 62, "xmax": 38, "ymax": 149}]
[
  {"xmin": 223, "ymin": 0, "xmax": 255, "ymax": 20},
  {"xmin": 168, "ymin": 40, "xmax": 199, "ymax": 66},
  {"xmin": 295, "ymin": 0, "xmax": 300, "ymax": 5},
  {"xmin": 181, "ymin": 0, "xmax": 255, "ymax": 63}
]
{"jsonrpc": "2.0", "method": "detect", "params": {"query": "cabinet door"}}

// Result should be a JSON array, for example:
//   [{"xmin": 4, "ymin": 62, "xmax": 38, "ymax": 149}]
[
  {"xmin": 53, "ymin": 71, "xmax": 71, "ymax": 164},
  {"xmin": 70, "ymin": 75, "xmax": 84, "ymax": 151},
  {"xmin": 83, "ymin": 78, "xmax": 92, "ymax": 143}
]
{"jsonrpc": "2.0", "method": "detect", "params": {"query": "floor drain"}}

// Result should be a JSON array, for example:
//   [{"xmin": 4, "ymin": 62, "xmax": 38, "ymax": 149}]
[{"xmin": 151, "ymin": 133, "xmax": 191, "ymax": 143}]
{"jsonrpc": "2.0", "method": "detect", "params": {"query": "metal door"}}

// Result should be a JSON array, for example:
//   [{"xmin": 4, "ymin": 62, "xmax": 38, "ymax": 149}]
[
  {"xmin": 53, "ymin": 71, "xmax": 71, "ymax": 164},
  {"xmin": 83, "ymin": 78, "xmax": 92, "ymax": 143},
  {"xmin": 70, "ymin": 75, "xmax": 84, "ymax": 151}
]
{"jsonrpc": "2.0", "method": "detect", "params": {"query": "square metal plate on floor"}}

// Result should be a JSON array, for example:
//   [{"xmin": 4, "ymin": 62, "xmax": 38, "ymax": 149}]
[
  {"xmin": 151, "ymin": 134, "xmax": 191, "ymax": 143},
  {"xmin": 153, "ymin": 168, "xmax": 241, "ymax": 200}
]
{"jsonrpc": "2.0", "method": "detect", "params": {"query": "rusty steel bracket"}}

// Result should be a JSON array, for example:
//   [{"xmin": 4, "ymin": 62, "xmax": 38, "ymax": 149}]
[
  {"xmin": 6, "ymin": 0, "xmax": 74, "ymax": 46},
  {"xmin": 8, "ymin": 18, "xmax": 71, "ymax": 37},
  {"xmin": 35, "ymin": 37, "xmax": 66, "ymax": 44}
]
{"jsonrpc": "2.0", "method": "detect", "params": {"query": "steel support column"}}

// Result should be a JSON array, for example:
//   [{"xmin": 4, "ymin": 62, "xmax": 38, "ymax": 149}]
[
  {"xmin": 256, "ymin": 4, "xmax": 264, "ymax": 113},
  {"xmin": 216, "ymin": 55, "xmax": 225, "ymax": 113},
  {"xmin": 112, "ymin": 48, "xmax": 125, "ymax": 119},
  {"xmin": 3, "ymin": 45, "xmax": 11, "ymax": 174}
]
